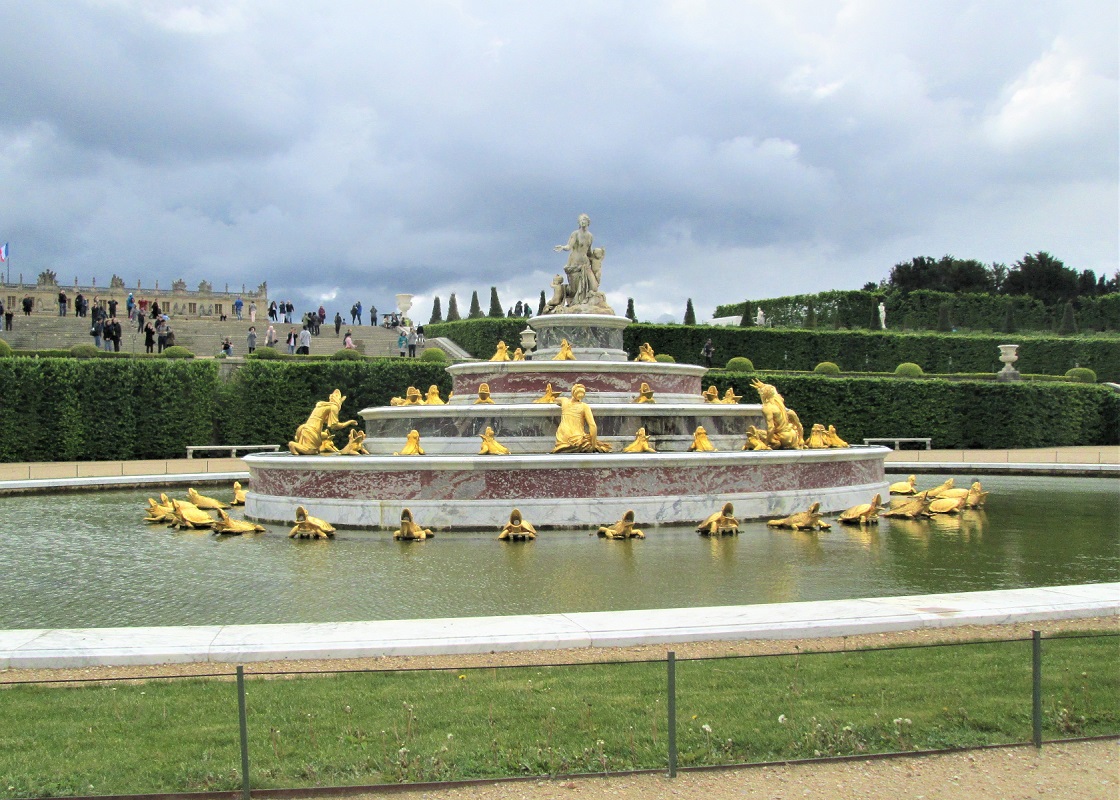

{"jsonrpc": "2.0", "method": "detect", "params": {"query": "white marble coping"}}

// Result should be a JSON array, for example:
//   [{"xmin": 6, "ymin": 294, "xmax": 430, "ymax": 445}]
[
  {"xmin": 446, "ymin": 361, "xmax": 708, "ymax": 379},
  {"xmin": 1, "ymin": 583, "xmax": 1114, "ymax": 668},
  {"xmin": 887, "ymin": 462, "xmax": 1120, "ymax": 475},
  {"xmin": 359, "ymin": 402, "xmax": 764, "ymax": 419},
  {"xmin": 243, "ymin": 446, "xmax": 888, "ymax": 473},
  {"xmin": 528, "ymin": 312, "xmax": 633, "ymax": 329},
  {"xmin": 0, "ymin": 472, "xmax": 248, "ymax": 492}
]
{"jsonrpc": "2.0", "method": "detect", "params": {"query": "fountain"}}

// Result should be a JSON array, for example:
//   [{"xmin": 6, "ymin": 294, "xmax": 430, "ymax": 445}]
[{"xmin": 244, "ymin": 217, "xmax": 889, "ymax": 529}]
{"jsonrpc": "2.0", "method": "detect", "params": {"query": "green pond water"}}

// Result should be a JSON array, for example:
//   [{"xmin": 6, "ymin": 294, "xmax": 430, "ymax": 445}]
[{"xmin": 1, "ymin": 474, "xmax": 1116, "ymax": 630}]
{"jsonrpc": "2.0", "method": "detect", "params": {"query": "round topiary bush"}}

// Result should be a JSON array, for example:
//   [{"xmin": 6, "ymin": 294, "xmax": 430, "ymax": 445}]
[
  {"xmin": 654, "ymin": 353, "xmax": 676, "ymax": 363},
  {"xmin": 420, "ymin": 347, "xmax": 449, "ymax": 362},
  {"xmin": 331, "ymin": 349, "xmax": 365, "ymax": 361},
  {"xmin": 725, "ymin": 356, "xmax": 754, "ymax": 372},
  {"xmin": 814, "ymin": 361, "xmax": 841, "ymax": 375},
  {"xmin": 0, "ymin": 339, "xmax": 12, "ymax": 357},
  {"xmin": 1065, "ymin": 367, "xmax": 1097, "ymax": 383},
  {"xmin": 161, "ymin": 346, "xmax": 194, "ymax": 359},
  {"xmin": 70, "ymin": 343, "xmax": 100, "ymax": 359},
  {"xmin": 249, "ymin": 347, "xmax": 282, "ymax": 359},
  {"xmin": 894, "ymin": 362, "xmax": 924, "ymax": 378}
]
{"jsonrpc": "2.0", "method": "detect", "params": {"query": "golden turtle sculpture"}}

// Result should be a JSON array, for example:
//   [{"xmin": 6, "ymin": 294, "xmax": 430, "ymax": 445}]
[
  {"xmin": 144, "ymin": 494, "xmax": 176, "ymax": 524},
  {"xmin": 168, "ymin": 500, "xmax": 216, "ymax": 530},
  {"xmin": 838, "ymin": 494, "xmax": 882, "ymax": 525},
  {"xmin": 964, "ymin": 481, "xmax": 989, "ymax": 508},
  {"xmin": 498, "ymin": 508, "xmax": 537, "ymax": 541},
  {"xmin": 597, "ymin": 510, "xmax": 645, "ymax": 539},
  {"xmin": 696, "ymin": 502, "xmax": 739, "ymax": 536},
  {"xmin": 212, "ymin": 509, "xmax": 266, "ymax": 535},
  {"xmin": 767, "ymin": 502, "xmax": 831, "ymax": 531},
  {"xmin": 881, "ymin": 495, "xmax": 933, "ymax": 519},
  {"xmin": 188, "ymin": 487, "xmax": 229, "ymax": 510},
  {"xmin": 394, "ymin": 508, "xmax": 434, "ymax": 541},
  {"xmin": 289, "ymin": 506, "xmax": 335, "ymax": 539},
  {"xmin": 231, "ymin": 481, "xmax": 247, "ymax": 506},
  {"xmin": 889, "ymin": 475, "xmax": 918, "ymax": 495},
  {"xmin": 924, "ymin": 478, "xmax": 955, "ymax": 498},
  {"xmin": 928, "ymin": 495, "xmax": 966, "ymax": 515}
]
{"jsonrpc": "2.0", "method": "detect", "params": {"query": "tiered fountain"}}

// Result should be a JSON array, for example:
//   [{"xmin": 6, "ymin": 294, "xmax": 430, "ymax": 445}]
[{"xmin": 244, "ymin": 216, "xmax": 889, "ymax": 529}]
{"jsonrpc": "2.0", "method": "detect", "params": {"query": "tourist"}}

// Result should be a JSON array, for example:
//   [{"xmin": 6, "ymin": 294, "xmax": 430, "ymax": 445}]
[
  {"xmin": 701, "ymin": 339, "xmax": 715, "ymax": 368},
  {"xmin": 247, "ymin": 326, "xmax": 257, "ymax": 354},
  {"xmin": 143, "ymin": 321, "xmax": 155, "ymax": 353},
  {"xmin": 268, "ymin": 300, "xmax": 278, "ymax": 322},
  {"xmin": 57, "ymin": 289, "xmax": 67, "ymax": 316},
  {"xmin": 221, "ymin": 336, "xmax": 234, "ymax": 357},
  {"xmin": 151, "ymin": 300, "xmax": 161, "ymax": 319},
  {"xmin": 136, "ymin": 306, "xmax": 146, "ymax": 333},
  {"xmin": 3, "ymin": 308, "xmax": 10, "ymax": 330},
  {"xmin": 249, "ymin": 301, "xmax": 257, "ymax": 322},
  {"xmin": 91, "ymin": 317, "xmax": 104, "ymax": 349},
  {"xmin": 318, "ymin": 306, "xmax": 326, "ymax": 328},
  {"xmin": 74, "ymin": 292, "xmax": 84, "ymax": 317},
  {"xmin": 265, "ymin": 324, "xmax": 277, "ymax": 348},
  {"xmin": 343, "ymin": 330, "xmax": 356, "ymax": 349},
  {"xmin": 108, "ymin": 298, "xmax": 118, "ymax": 318},
  {"xmin": 416, "ymin": 325, "xmax": 425, "ymax": 345},
  {"xmin": 102, "ymin": 317, "xmax": 115, "ymax": 352},
  {"xmin": 126, "ymin": 293, "xmax": 134, "ymax": 321},
  {"xmin": 397, "ymin": 330, "xmax": 407, "ymax": 358},
  {"xmin": 156, "ymin": 317, "xmax": 170, "ymax": 353},
  {"xmin": 22, "ymin": 296, "xmax": 33, "ymax": 315},
  {"xmin": 332, "ymin": 312, "xmax": 342, "ymax": 336},
  {"xmin": 233, "ymin": 297, "xmax": 244, "ymax": 320},
  {"xmin": 355, "ymin": 300, "xmax": 363, "ymax": 325},
  {"xmin": 286, "ymin": 327, "xmax": 297, "ymax": 354},
  {"xmin": 370, "ymin": 305, "xmax": 377, "ymax": 326},
  {"xmin": 407, "ymin": 327, "xmax": 418, "ymax": 357},
  {"xmin": 297, "ymin": 326, "xmax": 312, "ymax": 355}
]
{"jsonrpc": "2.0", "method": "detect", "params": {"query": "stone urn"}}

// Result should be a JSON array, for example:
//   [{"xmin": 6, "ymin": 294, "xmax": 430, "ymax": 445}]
[
  {"xmin": 997, "ymin": 344, "xmax": 1020, "ymax": 381},
  {"xmin": 395, "ymin": 293, "xmax": 414, "ymax": 319}
]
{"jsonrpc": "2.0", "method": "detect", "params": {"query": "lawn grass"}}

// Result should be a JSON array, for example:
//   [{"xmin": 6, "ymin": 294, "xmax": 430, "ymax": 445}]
[{"xmin": 1, "ymin": 633, "xmax": 1116, "ymax": 797}]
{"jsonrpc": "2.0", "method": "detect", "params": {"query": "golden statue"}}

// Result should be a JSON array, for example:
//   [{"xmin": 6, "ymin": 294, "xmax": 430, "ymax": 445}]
[
  {"xmin": 231, "ymin": 481, "xmax": 247, "ymax": 506},
  {"xmin": 632, "ymin": 382, "xmax": 655, "ymax": 403},
  {"xmin": 696, "ymin": 502, "xmax": 739, "ymax": 536},
  {"xmin": 598, "ymin": 510, "xmax": 645, "ymax": 539},
  {"xmin": 289, "ymin": 389, "xmax": 357, "ymax": 455},
  {"xmin": 743, "ymin": 425, "xmax": 772, "ymax": 451},
  {"xmin": 751, "ymin": 379, "xmax": 805, "ymax": 450},
  {"xmin": 212, "ymin": 509, "xmax": 265, "ymax": 535},
  {"xmin": 924, "ymin": 478, "xmax": 955, "ymax": 498},
  {"xmin": 805, "ymin": 424, "xmax": 829, "ymax": 449},
  {"xmin": 424, "ymin": 385, "xmax": 445, "ymax": 405},
  {"xmin": 318, "ymin": 432, "xmax": 341, "ymax": 454},
  {"xmin": 964, "ymin": 482, "xmax": 989, "ymax": 508},
  {"xmin": 144, "ymin": 495, "xmax": 176, "ymax": 524},
  {"xmin": 475, "ymin": 383, "xmax": 495, "ymax": 404},
  {"xmin": 702, "ymin": 385, "xmax": 720, "ymax": 403},
  {"xmin": 688, "ymin": 426, "xmax": 717, "ymax": 452},
  {"xmin": 188, "ymin": 487, "xmax": 229, "ymax": 510},
  {"xmin": 289, "ymin": 506, "xmax": 335, "ymax": 539},
  {"xmin": 552, "ymin": 383, "xmax": 611, "ymax": 453},
  {"xmin": 767, "ymin": 502, "xmax": 831, "ymax": 531},
  {"xmin": 622, "ymin": 427, "xmax": 657, "ymax": 453},
  {"xmin": 720, "ymin": 388, "xmax": 741, "ymax": 404},
  {"xmin": 498, "ymin": 508, "xmax": 537, "ymax": 540},
  {"xmin": 394, "ymin": 508, "xmax": 434, "ymax": 540},
  {"xmin": 338, "ymin": 429, "xmax": 370, "ymax": 455},
  {"xmin": 929, "ymin": 495, "xmax": 966, "ymax": 515},
  {"xmin": 823, "ymin": 425, "xmax": 849, "ymax": 448},
  {"xmin": 394, "ymin": 429, "xmax": 425, "ymax": 455},
  {"xmin": 882, "ymin": 495, "xmax": 932, "ymax": 519},
  {"xmin": 553, "ymin": 339, "xmax": 576, "ymax": 360},
  {"xmin": 168, "ymin": 500, "xmax": 216, "ymax": 530},
  {"xmin": 490, "ymin": 341, "xmax": 510, "ymax": 362},
  {"xmin": 889, "ymin": 475, "xmax": 917, "ymax": 495},
  {"xmin": 635, "ymin": 342, "xmax": 656, "ymax": 362},
  {"xmin": 838, "ymin": 494, "xmax": 882, "ymax": 525},
  {"xmin": 478, "ymin": 426, "xmax": 511, "ymax": 455},
  {"xmin": 400, "ymin": 386, "xmax": 425, "ymax": 405},
  {"xmin": 512, "ymin": 347, "xmax": 525, "ymax": 361},
  {"xmin": 532, "ymin": 383, "xmax": 560, "ymax": 403}
]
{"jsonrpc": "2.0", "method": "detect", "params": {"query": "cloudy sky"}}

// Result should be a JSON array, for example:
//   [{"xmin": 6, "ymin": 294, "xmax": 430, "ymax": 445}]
[{"xmin": 0, "ymin": 1, "xmax": 1116, "ymax": 322}]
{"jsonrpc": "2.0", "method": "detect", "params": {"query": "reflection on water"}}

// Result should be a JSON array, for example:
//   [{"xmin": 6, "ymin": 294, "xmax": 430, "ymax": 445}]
[{"xmin": 0, "ymin": 475, "xmax": 1116, "ymax": 630}]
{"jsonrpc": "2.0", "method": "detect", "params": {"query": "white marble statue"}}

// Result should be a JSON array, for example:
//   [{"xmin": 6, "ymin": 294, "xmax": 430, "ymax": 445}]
[
  {"xmin": 547, "ymin": 214, "xmax": 614, "ymax": 315},
  {"xmin": 879, "ymin": 302, "xmax": 887, "ymax": 330},
  {"xmin": 755, "ymin": 308, "xmax": 766, "ymax": 327}
]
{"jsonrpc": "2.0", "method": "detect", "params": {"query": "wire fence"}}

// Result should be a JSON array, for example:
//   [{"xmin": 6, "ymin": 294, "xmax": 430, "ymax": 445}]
[{"xmin": 1, "ymin": 631, "xmax": 1116, "ymax": 799}]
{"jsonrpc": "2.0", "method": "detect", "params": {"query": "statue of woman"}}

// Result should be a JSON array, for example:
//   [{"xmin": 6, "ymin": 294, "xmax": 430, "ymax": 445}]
[
  {"xmin": 554, "ymin": 214, "xmax": 594, "ymax": 305},
  {"xmin": 288, "ymin": 389, "xmax": 356, "ymax": 454},
  {"xmin": 552, "ymin": 383, "xmax": 611, "ymax": 453}
]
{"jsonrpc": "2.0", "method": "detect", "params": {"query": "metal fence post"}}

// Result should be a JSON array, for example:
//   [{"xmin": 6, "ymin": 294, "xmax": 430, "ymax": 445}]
[
  {"xmin": 1032, "ymin": 631, "xmax": 1042, "ymax": 748},
  {"xmin": 667, "ymin": 651, "xmax": 677, "ymax": 778},
  {"xmin": 237, "ymin": 665, "xmax": 251, "ymax": 799}
]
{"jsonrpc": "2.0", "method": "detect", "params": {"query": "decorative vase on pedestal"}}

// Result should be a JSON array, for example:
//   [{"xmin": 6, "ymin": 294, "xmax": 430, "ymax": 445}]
[{"xmin": 997, "ymin": 344, "xmax": 1021, "ymax": 381}]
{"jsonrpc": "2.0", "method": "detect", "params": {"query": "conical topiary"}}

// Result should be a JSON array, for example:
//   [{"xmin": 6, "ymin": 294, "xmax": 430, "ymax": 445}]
[
  {"xmin": 429, "ymin": 297, "xmax": 443, "ymax": 324},
  {"xmin": 684, "ymin": 298, "xmax": 696, "ymax": 325},
  {"xmin": 446, "ymin": 293, "xmax": 461, "ymax": 321},
  {"xmin": 488, "ymin": 287, "xmax": 503, "ymax": 318},
  {"xmin": 468, "ymin": 291, "xmax": 483, "ymax": 319}
]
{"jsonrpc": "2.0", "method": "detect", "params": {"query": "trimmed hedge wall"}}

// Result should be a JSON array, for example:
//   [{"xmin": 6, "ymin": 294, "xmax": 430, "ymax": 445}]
[
  {"xmin": 424, "ymin": 319, "xmax": 525, "ymax": 358},
  {"xmin": 702, "ymin": 373, "xmax": 1118, "ymax": 449},
  {"xmin": 0, "ymin": 359, "xmax": 218, "ymax": 462}
]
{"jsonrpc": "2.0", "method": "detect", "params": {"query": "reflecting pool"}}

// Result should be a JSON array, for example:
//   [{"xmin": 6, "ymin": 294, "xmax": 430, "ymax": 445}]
[{"xmin": 1, "ymin": 474, "xmax": 1116, "ymax": 630}]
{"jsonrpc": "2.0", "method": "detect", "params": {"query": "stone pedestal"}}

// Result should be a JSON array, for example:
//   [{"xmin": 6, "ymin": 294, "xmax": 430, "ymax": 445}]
[
  {"xmin": 529, "ymin": 313, "xmax": 630, "ymax": 361},
  {"xmin": 997, "ymin": 344, "xmax": 1021, "ymax": 382}
]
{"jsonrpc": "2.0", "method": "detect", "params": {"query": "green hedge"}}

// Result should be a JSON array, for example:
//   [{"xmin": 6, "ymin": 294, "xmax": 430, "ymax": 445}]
[
  {"xmin": 706, "ymin": 373, "xmax": 1119, "ymax": 449},
  {"xmin": 424, "ymin": 319, "xmax": 524, "ymax": 358}
]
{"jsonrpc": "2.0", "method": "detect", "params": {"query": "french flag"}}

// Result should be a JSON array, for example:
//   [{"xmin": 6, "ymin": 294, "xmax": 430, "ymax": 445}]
[{"xmin": 0, "ymin": 243, "xmax": 7, "ymax": 262}]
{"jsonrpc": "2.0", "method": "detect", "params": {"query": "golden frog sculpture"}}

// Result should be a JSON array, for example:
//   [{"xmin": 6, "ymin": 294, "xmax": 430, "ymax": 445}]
[
  {"xmin": 823, "ymin": 425, "xmax": 849, "ymax": 447},
  {"xmin": 391, "ymin": 386, "xmax": 425, "ymax": 406},
  {"xmin": 688, "ymin": 426, "xmax": 717, "ymax": 452},
  {"xmin": 696, "ymin": 502, "xmax": 739, "ymax": 536},
  {"xmin": 231, "ymin": 481, "xmax": 247, "ymax": 506},
  {"xmin": 498, "ymin": 508, "xmax": 536, "ymax": 541},
  {"xmin": 424, "ymin": 385, "xmax": 445, "ymax": 405},
  {"xmin": 168, "ymin": 500, "xmax": 216, "ymax": 530},
  {"xmin": 288, "ymin": 389, "xmax": 357, "ymax": 455},
  {"xmin": 212, "ymin": 509, "xmax": 265, "ymax": 535},
  {"xmin": 394, "ymin": 429, "xmax": 425, "ymax": 456},
  {"xmin": 553, "ymin": 339, "xmax": 576, "ymax": 360},
  {"xmin": 838, "ymin": 494, "xmax": 882, "ymax": 525},
  {"xmin": 702, "ymin": 385, "xmax": 720, "ymax": 403},
  {"xmin": 805, "ymin": 424, "xmax": 829, "ymax": 449},
  {"xmin": 512, "ymin": 347, "xmax": 525, "ymax": 361},
  {"xmin": 533, "ymin": 383, "xmax": 560, "ymax": 403},
  {"xmin": 743, "ymin": 425, "xmax": 772, "ymax": 451},
  {"xmin": 720, "ymin": 388, "xmax": 741, "ymax": 404},
  {"xmin": 474, "ymin": 383, "xmax": 495, "ymax": 404},
  {"xmin": 597, "ymin": 510, "xmax": 645, "ymax": 539},
  {"xmin": 188, "ymin": 487, "xmax": 229, "ymax": 510},
  {"xmin": 338, "ymin": 429, "xmax": 370, "ymax": 455},
  {"xmin": 289, "ymin": 506, "xmax": 335, "ymax": 539},
  {"xmin": 767, "ymin": 502, "xmax": 831, "ymax": 531},
  {"xmin": 478, "ymin": 426, "xmax": 511, "ymax": 455},
  {"xmin": 490, "ymin": 341, "xmax": 510, "ymax": 362},
  {"xmin": 394, "ymin": 508, "xmax": 434, "ymax": 540},
  {"xmin": 632, "ymin": 382, "xmax": 655, "ymax": 403},
  {"xmin": 622, "ymin": 427, "xmax": 657, "ymax": 453},
  {"xmin": 635, "ymin": 342, "xmax": 656, "ymax": 362}
]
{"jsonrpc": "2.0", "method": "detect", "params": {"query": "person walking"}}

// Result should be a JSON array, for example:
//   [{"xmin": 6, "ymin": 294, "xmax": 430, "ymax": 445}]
[
  {"xmin": 247, "ymin": 326, "xmax": 257, "ymax": 354},
  {"xmin": 265, "ymin": 324, "xmax": 277, "ymax": 348},
  {"xmin": 334, "ymin": 312, "xmax": 342, "ymax": 336},
  {"xmin": 286, "ymin": 328, "xmax": 297, "ymax": 354},
  {"xmin": 233, "ymin": 297, "xmax": 244, "ymax": 320},
  {"xmin": 268, "ymin": 300, "xmax": 278, "ymax": 322},
  {"xmin": 701, "ymin": 338, "xmax": 715, "ymax": 368},
  {"xmin": 249, "ymin": 301, "xmax": 257, "ymax": 323}
]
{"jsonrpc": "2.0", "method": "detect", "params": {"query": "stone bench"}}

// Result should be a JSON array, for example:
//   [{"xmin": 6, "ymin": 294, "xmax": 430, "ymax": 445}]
[
  {"xmin": 186, "ymin": 444, "xmax": 281, "ymax": 459},
  {"xmin": 862, "ymin": 437, "xmax": 932, "ymax": 450}
]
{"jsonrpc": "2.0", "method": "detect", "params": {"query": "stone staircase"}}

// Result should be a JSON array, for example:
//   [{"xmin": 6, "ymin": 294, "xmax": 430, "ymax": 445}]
[{"xmin": 0, "ymin": 312, "xmax": 407, "ymax": 357}]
